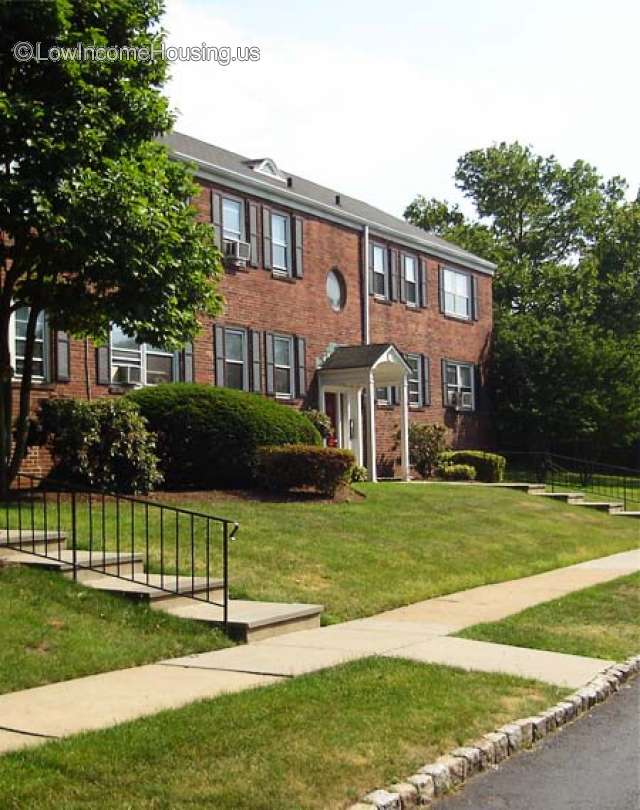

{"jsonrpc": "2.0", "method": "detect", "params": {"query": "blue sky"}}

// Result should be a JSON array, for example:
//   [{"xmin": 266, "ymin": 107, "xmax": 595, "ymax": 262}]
[{"xmin": 164, "ymin": 0, "xmax": 639, "ymax": 218}]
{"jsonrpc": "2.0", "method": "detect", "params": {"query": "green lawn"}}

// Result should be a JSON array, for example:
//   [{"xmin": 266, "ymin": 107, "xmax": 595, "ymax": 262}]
[
  {"xmin": 0, "ymin": 658, "xmax": 564, "ymax": 809},
  {"xmin": 0, "ymin": 565, "xmax": 232, "ymax": 694},
  {"xmin": 459, "ymin": 572, "xmax": 640, "ymax": 660},
  {"xmin": 7, "ymin": 484, "xmax": 639, "ymax": 624}
]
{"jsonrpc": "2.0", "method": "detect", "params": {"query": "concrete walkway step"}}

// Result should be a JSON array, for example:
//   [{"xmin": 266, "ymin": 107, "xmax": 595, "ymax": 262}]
[
  {"xmin": 78, "ymin": 571, "xmax": 226, "ymax": 604},
  {"xmin": 156, "ymin": 597, "xmax": 324, "ymax": 643},
  {"xmin": 0, "ymin": 547, "xmax": 143, "ymax": 578},
  {"xmin": 575, "ymin": 501, "xmax": 624, "ymax": 514},
  {"xmin": 0, "ymin": 529, "xmax": 66, "ymax": 552},
  {"xmin": 612, "ymin": 511, "xmax": 640, "ymax": 518},
  {"xmin": 530, "ymin": 492, "xmax": 585, "ymax": 503}
]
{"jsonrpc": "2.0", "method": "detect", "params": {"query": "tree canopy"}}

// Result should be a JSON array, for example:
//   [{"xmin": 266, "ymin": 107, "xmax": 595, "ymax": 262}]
[
  {"xmin": 406, "ymin": 142, "xmax": 640, "ymax": 462},
  {"xmin": 0, "ymin": 0, "xmax": 224, "ymax": 488}
]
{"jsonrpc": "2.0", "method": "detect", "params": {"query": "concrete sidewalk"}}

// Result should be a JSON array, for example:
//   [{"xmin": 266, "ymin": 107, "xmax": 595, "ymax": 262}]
[{"xmin": 0, "ymin": 549, "xmax": 637, "ymax": 754}]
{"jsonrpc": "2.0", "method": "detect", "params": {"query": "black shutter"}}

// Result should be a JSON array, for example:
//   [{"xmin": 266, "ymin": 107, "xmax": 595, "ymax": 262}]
[
  {"xmin": 295, "ymin": 336, "xmax": 306, "ymax": 398},
  {"xmin": 391, "ymin": 386, "xmax": 399, "ymax": 406},
  {"xmin": 399, "ymin": 255, "xmax": 407, "ymax": 303},
  {"xmin": 262, "ymin": 207, "xmax": 272, "ymax": 270},
  {"xmin": 474, "ymin": 364, "xmax": 481, "ymax": 412},
  {"xmin": 384, "ymin": 248, "xmax": 391, "ymax": 299},
  {"xmin": 423, "ymin": 355, "xmax": 431, "ymax": 406},
  {"xmin": 183, "ymin": 343, "xmax": 194, "ymax": 382},
  {"xmin": 211, "ymin": 191, "xmax": 222, "ymax": 250},
  {"xmin": 55, "ymin": 331, "xmax": 70, "ymax": 382},
  {"xmin": 368, "ymin": 242, "xmax": 374, "ymax": 295},
  {"xmin": 441, "ymin": 358, "xmax": 448, "ymax": 407},
  {"xmin": 420, "ymin": 258, "xmax": 428, "ymax": 308},
  {"xmin": 471, "ymin": 275, "xmax": 479, "ymax": 320},
  {"xmin": 251, "ymin": 330, "xmax": 262, "ymax": 392},
  {"xmin": 265, "ymin": 333, "xmax": 275, "ymax": 394},
  {"xmin": 438, "ymin": 266, "xmax": 445, "ymax": 313},
  {"xmin": 390, "ymin": 248, "xmax": 399, "ymax": 301},
  {"xmin": 248, "ymin": 202, "xmax": 259, "ymax": 267},
  {"xmin": 96, "ymin": 345, "xmax": 110, "ymax": 385},
  {"xmin": 214, "ymin": 325, "xmax": 225, "ymax": 386},
  {"xmin": 294, "ymin": 216, "xmax": 304, "ymax": 278}
]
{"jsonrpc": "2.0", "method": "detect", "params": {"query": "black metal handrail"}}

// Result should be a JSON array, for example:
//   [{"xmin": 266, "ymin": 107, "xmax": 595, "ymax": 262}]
[
  {"xmin": 500, "ymin": 450, "xmax": 640, "ymax": 511},
  {"xmin": 1, "ymin": 473, "xmax": 239, "ymax": 627}
]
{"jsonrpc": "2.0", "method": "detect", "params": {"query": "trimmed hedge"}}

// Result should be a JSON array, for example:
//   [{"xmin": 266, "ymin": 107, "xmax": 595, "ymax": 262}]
[
  {"xmin": 128, "ymin": 384, "xmax": 321, "ymax": 489},
  {"xmin": 439, "ymin": 450, "xmax": 506, "ymax": 482},
  {"xmin": 257, "ymin": 445, "xmax": 355, "ymax": 496},
  {"xmin": 439, "ymin": 463, "xmax": 477, "ymax": 481}
]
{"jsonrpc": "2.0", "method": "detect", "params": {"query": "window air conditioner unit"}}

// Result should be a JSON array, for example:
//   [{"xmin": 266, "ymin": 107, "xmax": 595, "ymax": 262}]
[
  {"xmin": 224, "ymin": 239, "xmax": 251, "ymax": 266},
  {"xmin": 459, "ymin": 392, "xmax": 473, "ymax": 410}
]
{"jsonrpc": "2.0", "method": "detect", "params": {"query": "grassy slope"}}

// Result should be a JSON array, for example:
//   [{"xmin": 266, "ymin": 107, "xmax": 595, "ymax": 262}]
[
  {"xmin": 459, "ymin": 572, "xmax": 640, "ymax": 660},
  {"xmin": 0, "ymin": 565, "xmax": 231, "ymax": 694},
  {"xmin": 0, "ymin": 658, "xmax": 563, "ymax": 810},
  {"xmin": 172, "ymin": 484, "xmax": 639, "ymax": 623}
]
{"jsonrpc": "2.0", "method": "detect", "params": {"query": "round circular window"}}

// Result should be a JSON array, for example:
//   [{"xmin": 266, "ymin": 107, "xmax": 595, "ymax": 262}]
[{"xmin": 326, "ymin": 269, "xmax": 346, "ymax": 312}]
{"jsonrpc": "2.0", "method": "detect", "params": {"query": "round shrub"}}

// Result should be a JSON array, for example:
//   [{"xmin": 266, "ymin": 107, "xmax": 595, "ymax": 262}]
[
  {"xmin": 438, "ymin": 463, "xmax": 477, "ymax": 481},
  {"xmin": 439, "ymin": 450, "xmax": 506, "ymax": 482},
  {"xmin": 37, "ymin": 397, "xmax": 162, "ymax": 494},
  {"xmin": 128, "ymin": 384, "xmax": 322, "ymax": 489}
]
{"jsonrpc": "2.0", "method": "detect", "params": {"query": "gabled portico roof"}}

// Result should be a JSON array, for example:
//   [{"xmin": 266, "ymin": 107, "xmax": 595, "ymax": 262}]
[{"xmin": 319, "ymin": 343, "xmax": 410, "ymax": 388}]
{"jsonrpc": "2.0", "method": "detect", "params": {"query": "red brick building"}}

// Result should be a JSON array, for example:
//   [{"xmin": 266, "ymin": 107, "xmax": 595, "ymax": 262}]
[{"xmin": 18, "ymin": 132, "xmax": 495, "ymax": 480}]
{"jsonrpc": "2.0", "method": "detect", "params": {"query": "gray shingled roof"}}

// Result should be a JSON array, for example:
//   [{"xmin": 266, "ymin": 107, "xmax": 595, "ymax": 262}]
[
  {"xmin": 160, "ymin": 131, "xmax": 495, "ymax": 275},
  {"xmin": 320, "ymin": 344, "xmax": 396, "ymax": 371}
]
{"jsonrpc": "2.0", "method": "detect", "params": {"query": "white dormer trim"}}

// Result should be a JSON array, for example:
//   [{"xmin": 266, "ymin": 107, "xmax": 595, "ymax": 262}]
[{"xmin": 246, "ymin": 158, "xmax": 288, "ymax": 184}]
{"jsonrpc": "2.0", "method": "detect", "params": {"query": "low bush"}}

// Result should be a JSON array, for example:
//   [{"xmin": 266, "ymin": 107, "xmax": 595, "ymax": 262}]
[
  {"xmin": 36, "ymin": 398, "xmax": 162, "ymax": 494},
  {"xmin": 439, "ymin": 450, "xmax": 506, "ymax": 482},
  {"xmin": 256, "ymin": 445, "xmax": 355, "ymax": 496},
  {"xmin": 301, "ymin": 408, "xmax": 333, "ymax": 440},
  {"xmin": 128, "ymin": 384, "xmax": 321, "ymax": 489},
  {"xmin": 408, "ymin": 423, "xmax": 448, "ymax": 478},
  {"xmin": 350, "ymin": 464, "xmax": 368, "ymax": 483},
  {"xmin": 438, "ymin": 463, "xmax": 477, "ymax": 481}
]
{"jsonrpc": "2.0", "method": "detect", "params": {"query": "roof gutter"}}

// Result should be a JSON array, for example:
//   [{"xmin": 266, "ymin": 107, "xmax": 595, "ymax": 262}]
[{"xmin": 172, "ymin": 150, "xmax": 497, "ymax": 276}]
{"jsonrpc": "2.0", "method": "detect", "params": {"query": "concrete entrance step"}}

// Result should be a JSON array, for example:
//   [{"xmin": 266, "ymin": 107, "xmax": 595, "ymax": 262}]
[
  {"xmin": 0, "ymin": 529, "xmax": 67, "ymax": 552},
  {"xmin": 79, "ymin": 571, "xmax": 226, "ymax": 604},
  {"xmin": 155, "ymin": 597, "xmax": 324, "ymax": 643},
  {"xmin": 612, "ymin": 511, "xmax": 640, "ymax": 518},
  {"xmin": 0, "ymin": 546, "xmax": 144, "ymax": 577},
  {"xmin": 530, "ymin": 492, "xmax": 585, "ymax": 504},
  {"xmin": 575, "ymin": 501, "xmax": 625, "ymax": 514}
]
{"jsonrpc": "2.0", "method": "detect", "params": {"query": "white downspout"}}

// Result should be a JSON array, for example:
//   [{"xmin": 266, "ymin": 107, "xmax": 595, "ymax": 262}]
[{"xmin": 363, "ymin": 225, "xmax": 370, "ymax": 345}]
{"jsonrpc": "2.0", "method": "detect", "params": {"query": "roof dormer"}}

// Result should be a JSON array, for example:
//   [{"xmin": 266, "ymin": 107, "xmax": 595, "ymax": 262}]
[{"xmin": 245, "ymin": 157, "xmax": 288, "ymax": 183}]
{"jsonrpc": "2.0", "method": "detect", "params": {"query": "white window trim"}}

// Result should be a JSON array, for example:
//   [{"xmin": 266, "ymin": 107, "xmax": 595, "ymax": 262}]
[
  {"xmin": 371, "ymin": 243, "xmax": 388, "ymax": 299},
  {"xmin": 445, "ymin": 360, "xmax": 475, "ymax": 411},
  {"xmin": 10, "ymin": 307, "xmax": 49, "ymax": 382},
  {"xmin": 110, "ymin": 329, "xmax": 177, "ymax": 387},
  {"xmin": 223, "ymin": 327, "xmax": 249, "ymax": 391},
  {"xmin": 405, "ymin": 353, "xmax": 422, "ymax": 408},
  {"xmin": 404, "ymin": 255, "xmax": 418, "ymax": 307},
  {"xmin": 273, "ymin": 333, "xmax": 294, "ymax": 399},
  {"xmin": 222, "ymin": 195, "xmax": 245, "ymax": 244},
  {"xmin": 444, "ymin": 267, "xmax": 472, "ymax": 320},
  {"xmin": 271, "ymin": 212, "xmax": 291, "ymax": 275}
]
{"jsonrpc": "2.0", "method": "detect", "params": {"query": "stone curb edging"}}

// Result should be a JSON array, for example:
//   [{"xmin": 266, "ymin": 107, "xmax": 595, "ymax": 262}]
[{"xmin": 348, "ymin": 655, "xmax": 640, "ymax": 809}]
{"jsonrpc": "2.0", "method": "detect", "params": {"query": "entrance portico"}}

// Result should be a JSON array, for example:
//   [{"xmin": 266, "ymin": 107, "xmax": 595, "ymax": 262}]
[{"xmin": 317, "ymin": 344, "xmax": 411, "ymax": 482}]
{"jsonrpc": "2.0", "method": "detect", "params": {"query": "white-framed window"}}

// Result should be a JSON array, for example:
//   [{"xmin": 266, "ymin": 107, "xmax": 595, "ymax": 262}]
[
  {"xmin": 371, "ymin": 243, "xmax": 388, "ymax": 298},
  {"xmin": 444, "ymin": 268, "xmax": 471, "ymax": 319},
  {"xmin": 405, "ymin": 353, "xmax": 422, "ymax": 407},
  {"xmin": 223, "ymin": 328, "xmax": 247, "ymax": 390},
  {"xmin": 222, "ymin": 197, "xmax": 244, "ymax": 243},
  {"xmin": 404, "ymin": 255, "xmax": 418, "ymax": 306},
  {"xmin": 110, "ymin": 326, "xmax": 176, "ymax": 386},
  {"xmin": 271, "ymin": 213, "xmax": 290, "ymax": 272},
  {"xmin": 12, "ymin": 307, "xmax": 48, "ymax": 380},
  {"xmin": 444, "ymin": 360, "xmax": 475, "ymax": 410},
  {"xmin": 273, "ymin": 334, "xmax": 294, "ymax": 398},
  {"xmin": 375, "ymin": 385, "xmax": 393, "ymax": 405}
]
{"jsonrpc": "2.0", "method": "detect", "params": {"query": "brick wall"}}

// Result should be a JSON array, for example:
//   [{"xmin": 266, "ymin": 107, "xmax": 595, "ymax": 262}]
[{"xmin": 14, "ymin": 175, "xmax": 494, "ymax": 479}]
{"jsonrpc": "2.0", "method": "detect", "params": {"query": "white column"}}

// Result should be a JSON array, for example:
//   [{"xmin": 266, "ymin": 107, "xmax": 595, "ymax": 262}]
[
  {"xmin": 318, "ymin": 379, "xmax": 326, "ymax": 446},
  {"xmin": 352, "ymin": 388, "xmax": 363, "ymax": 466},
  {"xmin": 343, "ymin": 391, "xmax": 352, "ymax": 452},
  {"xmin": 366, "ymin": 374, "xmax": 377, "ymax": 482},
  {"xmin": 399, "ymin": 376, "xmax": 410, "ymax": 481}
]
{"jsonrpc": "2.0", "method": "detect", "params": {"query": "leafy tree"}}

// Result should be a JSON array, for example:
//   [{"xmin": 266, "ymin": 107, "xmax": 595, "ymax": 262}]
[
  {"xmin": 405, "ymin": 143, "xmax": 640, "ymax": 460},
  {"xmin": 0, "ymin": 0, "xmax": 223, "ymax": 492}
]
